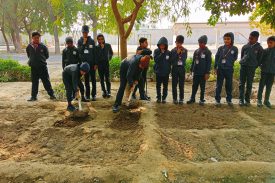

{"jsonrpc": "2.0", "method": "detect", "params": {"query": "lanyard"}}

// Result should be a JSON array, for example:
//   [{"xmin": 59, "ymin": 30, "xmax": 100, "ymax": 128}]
[{"xmin": 222, "ymin": 47, "xmax": 232, "ymax": 59}]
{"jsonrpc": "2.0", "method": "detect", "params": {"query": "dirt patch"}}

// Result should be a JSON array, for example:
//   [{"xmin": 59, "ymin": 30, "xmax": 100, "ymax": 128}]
[
  {"xmin": 241, "ymin": 107, "xmax": 275, "ymax": 125},
  {"xmin": 156, "ymin": 104, "xmax": 252, "ymax": 130},
  {"xmin": 205, "ymin": 79, "xmax": 257, "ymax": 100}
]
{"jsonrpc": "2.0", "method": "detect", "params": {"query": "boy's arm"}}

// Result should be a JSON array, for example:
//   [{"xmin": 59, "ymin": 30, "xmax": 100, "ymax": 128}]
[
  {"xmin": 214, "ymin": 47, "xmax": 220, "ymax": 70},
  {"xmin": 206, "ymin": 50, "xmax": 212, "ymax": 74},
  {"xmin": 62, "ymin": 50, "xmax": 66, "ymax": 69},
  {"xmin": 109, "ymin": 44, "xmax": 113, "ymax": 60},
  {"xmin": 126, "ymin": 59, "xmax": 138, "ymax": 86},
  {"xmin": 153, "ymin": 49, "xmax": 164, "ymax": 63},
  {"xmin": 26, "ymin": 46, "xmax": 30, "ymax": 58},
  {"xmin": 190, "ymin": 52, "xmax": 195, "ymax": 73},
  {"xmin": 233, "ymin": 47, "xmax": 239, "ymax": 61},
  {"xmin": 92, "ymin": 40, "xmax": 98, "ymax": 66},
  {"xmin": 44, "ymin": 46, "xmax": 49, "ymax": 59},
  {"xmin": 257, "ymin": 46, "xmax": 264, "ymax": 66},
  {"xmin": 71, "ymin": 71, "xmax": 79, "ymax": 93},
  {"xmin": 241, "ymin": 46, "xmax": 245, "ymax": 59}
]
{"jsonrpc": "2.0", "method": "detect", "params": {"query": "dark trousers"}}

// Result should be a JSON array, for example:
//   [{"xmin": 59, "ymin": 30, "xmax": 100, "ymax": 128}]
[
  {"xmin": 156, "ymin": 75, "xmax": 169, "ymax": 100},
  {"xmin": 98, "ymin": 64, "xmax": 111, "ymax": 94},
  {"xmin": 239, "ymin": 66, "xmax": 256, "ymax": 102},
  {"xmin": 257, "ymin": 72, "xmax": 274, "ymax": 102},
  {"xmin": 63, "ymin": 73, "xmax": 74, "ymax": 102},
  {"xmin": 31, "ymin": 66, "xmax": 54, "ymax": 98},
  {"xmin": 133, "ymin": 69, "xmax": 147, "ymax": 98},
  {"xmin": 114, "ymin": 63, "xmax": 128, "ymax": 106},
  {"xmin": 84, "ymin": 68, "xmax": 97, "ymax": 98},
  {"xmin": 191, "ymin": 75, "xmax": 206, "ymax": 101},
  {"xmin": 215, "ymin": 69, "xmax": 233, "ymax": 102},
  {"xmin": 172, "ymin": 67, "xmax": 185, "ymax": 100}
]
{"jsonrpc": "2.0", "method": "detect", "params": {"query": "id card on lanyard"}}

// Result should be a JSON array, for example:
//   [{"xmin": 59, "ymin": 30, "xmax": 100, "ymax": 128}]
[{"xmin": 222, "ymin": 48, "xmax": 231, "ymax": 64}]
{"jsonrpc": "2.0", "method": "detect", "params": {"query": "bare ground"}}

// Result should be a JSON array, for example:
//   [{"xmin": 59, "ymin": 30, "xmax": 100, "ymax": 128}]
[{"xmin": 0, "ymin": 81, "xmax": 275, "ymax": 183}]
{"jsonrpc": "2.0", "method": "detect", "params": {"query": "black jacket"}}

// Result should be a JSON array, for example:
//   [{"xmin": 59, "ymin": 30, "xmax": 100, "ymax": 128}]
[
  {"xmin": 62, "ymin": 46, "xmax": 81, "ymax": 69},
  {"xmin": 95, "ymin": 43, "xmax": 113, "ymax": 66},
  {"xmin": 77, "ymin": 36, "xmax": 96, "ymax": 66},
  {"xmin": 191, "ymin": 47, "xmax": 212, "ymax": 75},
  {"xmin": 121, "ymin": 55, "xmax": 143, "ymax": 86},
  {"xmin": 63, "ymin": 64, "xmax": 81, "ymax": 92},
  {"xmin": 170, "ymin": 47, "xmax": 188, "ymax": 68},
  {"xmin": 153, "ymin": 37, "xmax": 171, "ymax": 76},
  {"xmin": 240, "ymin": 42, "xmax": 263, "ymax": 67},
  {"xmin": 137, "ymin": 46, "xmax": 152, "ymax": 56},
  {"xmin": 26, "ymin": 43, "xmax": 49, "ymax": 68},
  {"xmin": 260, "ymin": 47, "xmax": 275, "ymax": 74},
  {"xmin": 215, "ymin": 45, "xmax": 238, "ymax": 70}
]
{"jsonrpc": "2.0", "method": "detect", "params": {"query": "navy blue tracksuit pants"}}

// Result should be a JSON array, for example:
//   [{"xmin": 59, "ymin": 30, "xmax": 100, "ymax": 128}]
[{"xmin": 215, "ymin": 69, "xmax": 233, "ymax": 102}]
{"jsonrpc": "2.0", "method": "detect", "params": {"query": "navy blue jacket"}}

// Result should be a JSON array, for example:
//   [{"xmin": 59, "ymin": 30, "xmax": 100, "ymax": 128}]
[
  {"xmin": 240, "ymin": 42, "xmax": 263, "ymax": 67},
  {"xmin": 215, "ymin": 45, "xmax": 238, "ymax": 70},
  {"xmin": 63, "ymin": 64, "xmax": 81, "ymax": 92},
  {"xmin": 153, "ymin": 37, "xmax": 171, "ymax": 77},
  {"xmin": 260, "ymin": 47, "xmax": 275, "ymax": 74},
  {"xmin": 77, "ymin": 36, "xmax": 96, "ymax": 66},
  {"xmin": 121, "ymin": 55, "xmax": 143, "ymax": 86},
  {"xmin": 62, "ymin": 46, "xmax": 81, "ymax": 69},
  {"xmin": 95, "ymin": 43, "xmax": 113, "ymax": 66},
  {"xmin": 170, "ymin": 47, "xmax": 188, "ymax": 69},
  {"xmin": 26, "ymin": 43, "xmax": 49, "ymax": 68},
  {"xmin": 191, "ymin": 47, "xmax": 212, "ymax": 76}
]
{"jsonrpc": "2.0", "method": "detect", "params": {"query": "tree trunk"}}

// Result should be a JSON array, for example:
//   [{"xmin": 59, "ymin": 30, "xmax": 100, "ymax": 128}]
[
  {"xmin": 14, "ymin": 26, "xmax": 22, "ymax": 53},
  {"xmin": 120, "ymin": 36, "xmax": 127, "ymax": 59},
  {"xmin": 1, "ymin": 26, "xmax": 10, "ymax": 52},
  {"xmin": 53, "ymin": 25, "xmax": 60, "ymax": 54},
  {"xmin": 27, "ymin": 31, "xmax": 32, "ymax": 44},
  {"xmin": 92, "ymin": 17, "xmax": 98, "ymax": 42}
]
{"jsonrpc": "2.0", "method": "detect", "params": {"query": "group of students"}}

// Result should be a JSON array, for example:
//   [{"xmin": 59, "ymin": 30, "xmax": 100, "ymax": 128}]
[
  {"xmin": 25, "ymin": 27, "xmax": 275, "ymax": 113},
  {"xmin": 112, "ymin": 31, "xmax": 275, "ymax": 112}
]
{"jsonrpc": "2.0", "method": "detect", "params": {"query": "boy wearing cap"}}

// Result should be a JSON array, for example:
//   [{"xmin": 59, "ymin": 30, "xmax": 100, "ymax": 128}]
[
  {"xmin": 187, "ymin": 35, "xmax": 212, "ymax": 105},
  {"xmin": 95, "ymin": 33, "xmax": 113, "ymax": 98},
  {"xmin": 214, "ymin": 32, "xmax": 238, "ymax": 106},
  {"xmin": 63, "ymin": 63, "xmax": 90, "ymax": 111},
  {"xmin": 239, "ymin": 31, "xmax": 263, "ymax": 106},
  {"xmin": 26, "ymin": 32, "xmax": 56, "ymax": 101},
  {"xmin": 132, "ymin": 37, "xmax": 152, "ymax": 101},
  {"xmin": 77, "ymin": 25, "xmax": 97, "ymax": 101},
  {"xmin": 62, "ymin": 37, "xmax": 87, "ymax": 102},
  {"xmin": 170, "ymin": 35, "xmax": 188, "ymax": 104},
  {"xmin": 257, "ymin": 36, "xmax": 275, "ymax": 108},
  {"xmin": 112, "ymin": 55, "xmax": 151, "ymax": 113},
  {"xmin": 153, "ymin": 37, "xmax": 171, "ymax": 103}
]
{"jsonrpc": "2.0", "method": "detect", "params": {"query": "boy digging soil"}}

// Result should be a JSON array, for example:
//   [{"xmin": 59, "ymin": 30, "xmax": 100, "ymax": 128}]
[
  {"xmin": 257, "ymin": 36, "xmax": 275, "ymax": 108},
  {"xmin": 187, "ymin": 35, "xmax": 212, "ymax": 105}
]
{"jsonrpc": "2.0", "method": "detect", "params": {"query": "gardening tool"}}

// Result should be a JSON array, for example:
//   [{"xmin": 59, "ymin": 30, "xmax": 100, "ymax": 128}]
[{"xmin": 76, "ymin": 90, "xmax": 82, "ymax": 111}]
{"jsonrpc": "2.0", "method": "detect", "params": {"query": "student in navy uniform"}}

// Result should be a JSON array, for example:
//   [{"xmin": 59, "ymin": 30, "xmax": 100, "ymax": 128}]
[
  {"xmin": 26, "ymin": 32, "xmax": 56, "ymax": 101},
  {"xmin": 132, "ymin": 37, "xmax": 152, "ymax": 101},
  {"xmin": 96, "ymin": 33, "xmax": 113, "ymax": 98},
  {"xmin": 239, "ymin": 31, "xmax": 263, "ymax": 106},
  {"xmin": 63, "ymin": 63, "xmax": 90, "ymax": 111},
  {"xmin": 77, "ymin": 25, "xmax": 97, "ymax": 101},
  {"xmin": 112, "ymin": 55, "xmax": 151, "ymax": 113},
  {"xmin": 214, "ymin": 32, "xmax": 238, "ymax": 106},
  {"xmin": 170, "ymin": 35, "xmax": 188, "ymax": 104},
  {"xmin": 257, "ymin": 36, "xmax": 275, "ymax": 108},
  {"xmin": 153, "ymin": 37, "xmax": 171, "ymax": 103},
  {"xmin": 62, "ymin": 36, "xmax": 87, "ymax": 102},
  {"xmin": 187, "ymin": 35, "xmax": 212, "ymax": 105}
]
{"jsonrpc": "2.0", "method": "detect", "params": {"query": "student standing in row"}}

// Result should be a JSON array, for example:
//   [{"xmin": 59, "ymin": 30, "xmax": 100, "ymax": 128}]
[
  {"xmin": 170, "ymin": 35, "xmax": 187, "ymax": 104},
  {"xmin": 153, "ymin": 37, "xmax": 171, "ymax": 103},
  {"xmin": 78, "ymin": 25, "xmax": 97, "ymax": 101},
  {"xmin": 187, "ymin": 35, "xmax": 212, "ymax": 105},
  {"xmin": 132, "ymin": 37, "xmax": 152, "ymax": 101},
  {"xmin": 96, "ymin": 33, "xmax": 113, "ymax": 98},
  {"xmin": 26, "ymin": 32, "xmax": 56, "ymax": 101},
  {"xmin": 239, "ymin": 31, "xmax": 263, "ymax": 106},
  {"xmin": 214, "ymin": 32, "xmax": 238, "ymax": 106},
  {"xmin": 62, "ymin": 37, "xmax": 87, "ymax": 102},
  {"xmin": 257, "ymin": 36, "xmax": 275, "ymax": 108}
]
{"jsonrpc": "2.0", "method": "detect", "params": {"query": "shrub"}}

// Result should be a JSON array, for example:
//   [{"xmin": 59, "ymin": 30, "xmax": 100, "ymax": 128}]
[
  {"xmin": 0, "ymin": 58, "xmax": 31, "ymax": 82},
  {"xmin": 109, "ymin": 57, "xmax": 121, "ymax": 80},
  {"xmin": 53, "ymin": 82, "xmax": 66, "ymax": 100}
]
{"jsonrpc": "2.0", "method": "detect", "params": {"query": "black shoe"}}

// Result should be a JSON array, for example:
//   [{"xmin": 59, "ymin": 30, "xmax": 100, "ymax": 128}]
[
  {"xmin": 244, "ymin": 100, "xmax": 251, "ymax": 106},
  {"xmin": 67, "ymin": 105, "xmax": 77, "ymax": 112},
  {"xmin": 264, "ymin": 101, "xmax": 272, "ymax": 108},
  {"xmin": 187, "ymin": 99, "xmax": 195, "ymax": 104},
  {"xmin": 27, "ymin": 97, "xmax": 37, "ymax": 101},
  {"xmin": 81, "ymin": 96, "xmax": 89, "ymax": 102},
  {"xmin": 112, "ymin": 104, "xmax": 120, "ymax": 113},
  {"xmin": 239, "ymin": 100, "xmax": 245, "ymax": 106},
  {"xmin": 156, "ymin": 99, "xmax": 161, "ymax": 103},
  {"xmin": 102, "ymin": 92, "xmax": 107, "ymax": 98},
  {"xmin": 91, "ymin": 96, "xmax": 96, "ymax": 101},
  {"xmin": 179, "ymin": 99, "xmax": 184, "ymax": 105},
  {"xmin": 86, "ymin": 96, "xmax": 91, "ymax": 100},
  {"xmin": 215, "ymin": 100, "xmax": 221, "ymax": 107},
  {"xmin": 131, "ymin": 94, "xmax": 137, "ymax": 100},
  {"xmin": 199, "ymin": 100, "xmax": 205, "ymax": 106},
  {"xmin": 140, "ymin": 96, "xmax": 150, "ymax": 101},
  {"xmin": 173, "ymin": 100, "xmax": 178, "ymax": 105},
  {"xmin": 227, "ymin": 101, "xmax": 233, "ymax": 106},
  {"xmin": 162, "ymin": 99, "xmax": 166, "ymax": 104},
  {"xmin": 50, "ymin": 95, "xmax": 56, "ymax": 100},
  {"xmin": 257, "ymin": 100, "xmax": 263, "ymax": 107},
  {"xmin": 107, "ymin": 93, "xmax": 111, "ymax": 98}
]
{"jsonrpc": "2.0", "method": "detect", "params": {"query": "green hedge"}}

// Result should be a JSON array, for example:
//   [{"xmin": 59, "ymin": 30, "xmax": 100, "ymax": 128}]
[{"xmin": 0, "ymin": 58, "xmax": 31, "ymax": 82}]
